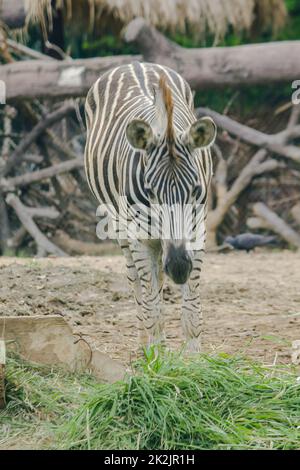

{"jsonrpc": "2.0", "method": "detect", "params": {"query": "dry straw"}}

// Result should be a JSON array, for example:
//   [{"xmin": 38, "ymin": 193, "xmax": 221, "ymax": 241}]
[{"xmin": 23, "ymin": 0, "xmax": 287, "ymax": 41}]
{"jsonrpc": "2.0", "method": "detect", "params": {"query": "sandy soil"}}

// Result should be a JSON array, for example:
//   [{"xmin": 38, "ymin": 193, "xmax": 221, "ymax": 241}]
[{"xmin": 0, "ymin": 250, "xmax": 299, "ymax": 365}]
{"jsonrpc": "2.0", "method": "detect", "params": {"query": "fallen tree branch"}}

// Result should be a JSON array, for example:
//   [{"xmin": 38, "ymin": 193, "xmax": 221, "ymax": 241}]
[
  {"xmin": 206, "ymin": 149, "xmax": 284, "ymax": 246},
  {"xmin": 6, "ymin": 194, "xmax": 67, "ymax": 257},
  {"xmin": 2, "ymin": 103, "xmax": 76, "ymax": 177},
  {"xmin": 124, "ymin": 18, "xmax": 300, "ymax": 89},
  {"xmin": 5, "ymin": 206, "xmax": 59, "ymax": 251},
  {"xmin": 52, "ymin": 230, "xmax": 119, "ymax": 256},
  {"xmin": 291, "ymin": 204, "xmax": 300, "ymax": 226},
  {"xmin": 0, "ymin": 55, "xmax": 142, "ymax": 102},
  {"xmin": 0, "ymin": 193, "xmax": 10, "ymax": 253},
  {"xmin": 197, "ymin": 107, "xmax": 300, "ymax": 163},
  {"xmin": 26, "ymin": 206, "xmax": 60, "ymax": 220},
  {"xmin": 23, "ymin": 154, "xmax": 44, "ymax": 165},
  {"xmin": 6, "ymin": 226, "xmax": 27, "ymax": 250},
  {"xmin": 6, "ymin": 39, "xmax": 55, "ymax": 61},
  {"xmin": 2, "ymin": 18, "xmax": 300, "ymax": 101},
  {"xmin": 247, "ymin": 202, "xmax": 300, "ymax": 248},
  {"xmin": 16, "ymin": 101, "xmax": 86, "ymax": 195},
  {"xmin": 1, "ymin": 157, "xmax": 83, "ymax": 191}
]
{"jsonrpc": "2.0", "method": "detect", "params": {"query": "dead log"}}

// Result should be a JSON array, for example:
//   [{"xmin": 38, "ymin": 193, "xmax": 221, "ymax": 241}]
[
  {"xmin": 23, "ymin": 154, "xmax": 44, "ymax": 165},
  {"xmin": 6, "ymin": 39, "xmax": 55, "ymax": 61},
  {"xmin": 2, "ymin": 19, "xmax": 300, "ymax": 101},
  {"xmin": 6, "ymin": 226, "xmax": 27, "ymax": 250},
  {"xmin": 44, "ymin": 134, "xmax": 87, "ymax": 190},
  {"xmin": 2, "ymin": 103, "xmax": 76, "ymax": 177},
  {"xmin": 291, "ymin": 203, "xmax": 300, "ymax": 226},
  {"xmin": 0, "ymin": 193, "xmax": 10, "ymax": 252},
  {"xmin": 206, "ymin": 149, "xmax": 284, "ymax": 247},
  {"xmin": 124, "ymin": 18, "xmax": 300, "ymax": 89},
  {"xmin": 247, "ymin": 202, "xmax": 300, "ymax": 248},
  {"xmin": 6, "ymin": 193, "xmax": 67, "ymax": 257},
  {"xmin": 2, "ymin": 157, "xmax": 83, "ymax": 191},
  {"xmin": 205, "ymin": 103, "xmax": 300, "ymax": 246},
  {"xmin": 19, "ymin": 103, "xmax": 86, "ymax": 200},
  {"xmin": 7, "ymin": 207, "xmax": 60, "ymax": 250},
  {"xmin": 0, "ymin": 55, "xmax": 142, "ymax": 102},
  {"xmin": 26, "ymin": 206, "xmax": 60, "ymax": 220},
  {"xmin": 197, "ymin": 107, "xmax": 300, "ymax": 163},
  {"xmin": 52, "ymin": 230, "xmax": 119, "ymax": 256}
]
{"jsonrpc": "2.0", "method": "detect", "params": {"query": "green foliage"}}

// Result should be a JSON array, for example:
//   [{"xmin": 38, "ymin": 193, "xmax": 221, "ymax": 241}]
[
  {"xmin": 59, "ymin": 1, "xmax": 299, "ymax": 116},
  {"xmin": 0, "ymin": 356, "xmax": 95, "ymax": 449},
  {"xmin": 278, "ymin": 0, "xmax": 300, "ymax": 41},
  {"xmin": 2, "ymin": 351, "xmax": 299, "ymax": 450},
  {"xmin": 62, "ymin": 350, "xmax": 300, "ymax": 450},
  {"xmin": 171, "ymin": 0, "xmax": 300, "ymax": 48},
  {"xmin": 195, "ymin": 83, "xmax": 293, "ymax": 115},
  {"xmin": 68, "ymin": 33, "xmax": 139, "ymax": 58}
]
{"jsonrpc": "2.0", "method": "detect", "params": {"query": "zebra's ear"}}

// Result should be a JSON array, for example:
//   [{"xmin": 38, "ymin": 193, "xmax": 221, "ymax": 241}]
[
  {"xmin": 126, "ymin": 119, "xmax": 154, "ymax": 150},
  {"xmin": 185, "ymin": 117, "xmax": 217, "ymax": 149}
]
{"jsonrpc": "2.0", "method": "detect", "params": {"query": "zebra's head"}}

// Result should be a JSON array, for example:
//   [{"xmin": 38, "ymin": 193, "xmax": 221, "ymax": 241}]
[{"xmin": 126, "ymin": 74, "xmax": 216, "ymax": 284}]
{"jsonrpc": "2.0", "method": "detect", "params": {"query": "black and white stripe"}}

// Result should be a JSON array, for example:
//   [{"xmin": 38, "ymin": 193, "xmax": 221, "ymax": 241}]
[{"xmin": 85, "ymin": 61, "xmax": 215, "ymax": 351}]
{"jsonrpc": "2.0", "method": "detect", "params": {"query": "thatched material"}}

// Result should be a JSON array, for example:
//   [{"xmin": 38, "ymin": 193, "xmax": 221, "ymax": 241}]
[{"xmin": 23, "ymin": 0, "xmax": 287, "ymax": 41}]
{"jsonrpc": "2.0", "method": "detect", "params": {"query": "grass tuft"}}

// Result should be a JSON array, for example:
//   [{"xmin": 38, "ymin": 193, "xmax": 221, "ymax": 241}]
[{"xmin": 1, "ymin": 350, "xmax": 300, "ymax": 450}]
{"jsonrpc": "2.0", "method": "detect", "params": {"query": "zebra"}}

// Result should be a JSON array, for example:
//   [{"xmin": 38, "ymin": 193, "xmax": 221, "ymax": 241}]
[{"xmin": 84, "ymin": 61, "xmax": 216, "ymax": 352}]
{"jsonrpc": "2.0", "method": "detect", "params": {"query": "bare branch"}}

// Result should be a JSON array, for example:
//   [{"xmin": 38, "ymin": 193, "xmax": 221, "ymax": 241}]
[
  {"xmin": 0, "ymin": 55, "xmax": 142, "ymax": 101},
  {"xmin": 6, "ymin": 194, "xmax": 67, "ymax": 257},
  {"xmin": 250, "ymin": 202, "xmax": 300, "ymax": 248},
  {"xmin": 26, "ymin": 207, "xmax": 60, "ymax": 220},
  {"xmin": 124, "ymin": 18, "xmax": 300, "ymax": 89},
  {"xmin": 1, "ymin": 158, "xmax": 83, "ymax": 191},
  {"xmin": 2, "ymin": 103, "xmax": 76, "ymax": 177},
  {"xmin": 197, "ymin": 107, "xmax": 300, "ymax": 163},
  {"xmin": 291, "ymin": 204, "xmax": 300, "ymax": 225},
  {"xmin": 6, "ymin": 39, "xmax": 55, "ymax": 61},
  {"xmin": 288, "ymin": 105, "xmax": 300, "ymax": 129}
]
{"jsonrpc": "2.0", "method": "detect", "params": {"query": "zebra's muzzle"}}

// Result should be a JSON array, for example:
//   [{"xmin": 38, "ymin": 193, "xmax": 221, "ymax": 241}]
[{"xmin": 164, "ymin": 244, "xmax": 192, "ymax": 285}]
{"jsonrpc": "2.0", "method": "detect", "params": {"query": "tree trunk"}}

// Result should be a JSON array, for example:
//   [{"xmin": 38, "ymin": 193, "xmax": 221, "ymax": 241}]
[
  {"xmin": 124, "ymin": 18, "xmax": 300, "ymax": 89},
  {"xmin": 0, "ymin": 194, "xmax": 10, "ymax": 254},
  {"xmin": 205, "ymin": 229, "xmax": 218, "ymax": 250},
  {"xmin": 249, "ymin": 203, "xmax": 300, "ymax": 248},
  {"xmin": 3, "ymin": 20, "xmax": 300, "ymax": 101},
  {"xmin": 0, "ymin": 55, "xmax": 142, "ymax": 102}
]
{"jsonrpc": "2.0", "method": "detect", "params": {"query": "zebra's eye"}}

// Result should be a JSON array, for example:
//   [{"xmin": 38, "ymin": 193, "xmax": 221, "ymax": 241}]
[{"xmin": 192, "ymin": 185, "xmax": 202, "ymax": 198}]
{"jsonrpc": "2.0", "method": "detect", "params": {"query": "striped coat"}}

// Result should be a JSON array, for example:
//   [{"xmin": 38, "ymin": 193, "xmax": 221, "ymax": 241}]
[{"xmin": 85, "ymin": 61, "xmax": 216, "ymax": 351}]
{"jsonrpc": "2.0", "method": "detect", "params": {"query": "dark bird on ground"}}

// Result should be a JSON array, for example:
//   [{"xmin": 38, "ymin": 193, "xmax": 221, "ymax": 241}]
[{"xmin": 224, "ymin": 233, "xmax": 277, "ymax": 252}]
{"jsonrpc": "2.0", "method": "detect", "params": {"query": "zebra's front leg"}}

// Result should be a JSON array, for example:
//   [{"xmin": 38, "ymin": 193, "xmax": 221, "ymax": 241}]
[
  {"xmin": 181, "ymin": 254, "xmax": 203, "ymax": 353},
  {"xmin": 118, "ymin": 241, "xmax": 147, "ymax": 346},
  {"xmin": 129, "ymin": 240, "xmax": 165, "ymax": 348}
]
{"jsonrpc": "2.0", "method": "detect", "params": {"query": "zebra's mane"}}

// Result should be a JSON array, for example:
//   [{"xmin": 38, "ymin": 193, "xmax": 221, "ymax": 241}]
[
  {"xmin": 153, "ymin": 73, "xmax": 177, "ymax": 160},
  {"xmin": 158, "ymin": 74, "xmax": 174, "ymax": 146}
]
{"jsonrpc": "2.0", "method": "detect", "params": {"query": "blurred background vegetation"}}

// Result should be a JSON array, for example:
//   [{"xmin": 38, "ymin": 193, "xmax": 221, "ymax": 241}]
[
  {"xmin": 1, "ymin": 0, "xmax": 299, "ymax": 255},
  {"xmin": 24, "ymin": 0, "xmax": 300, "ymax": 116}
]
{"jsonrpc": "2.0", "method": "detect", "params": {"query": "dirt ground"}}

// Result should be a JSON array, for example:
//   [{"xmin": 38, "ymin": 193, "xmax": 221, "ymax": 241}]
[{"xmin": 0, "ymin": 250, "xmax": 299, "ymax": 365}]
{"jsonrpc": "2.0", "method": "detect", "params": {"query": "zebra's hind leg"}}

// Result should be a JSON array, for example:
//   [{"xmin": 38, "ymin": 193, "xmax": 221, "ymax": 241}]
[
  {"xmin": 181, "ymin": 253, "xmax": 203, "ymax": 353},
  {"xmin": 128, "ymin": 240, "xmax": 165, "ymax": 348}
]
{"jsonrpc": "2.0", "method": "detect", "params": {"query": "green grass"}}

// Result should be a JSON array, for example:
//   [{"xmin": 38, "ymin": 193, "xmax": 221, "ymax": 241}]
[
  {"xmin": 0, "ymin": 356, "xmax": 95, "ymax": 449},
  {"xmin": 1, "ymin": 351, "xmax": 300, "ymax": 450}
]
